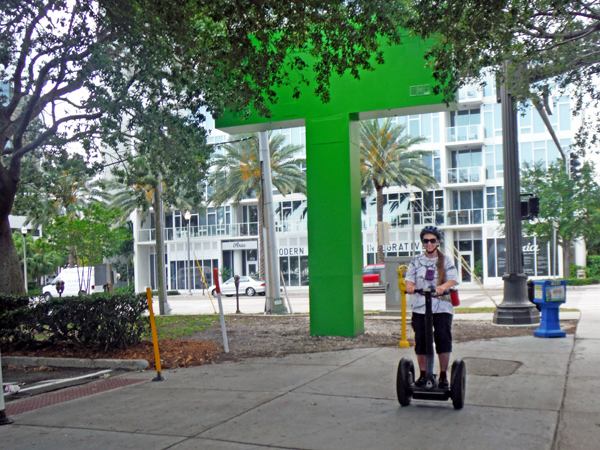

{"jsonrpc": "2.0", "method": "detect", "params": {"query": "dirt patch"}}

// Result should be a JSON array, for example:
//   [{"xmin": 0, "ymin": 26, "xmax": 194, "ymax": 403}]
[{"xmin": 2, "ymin": 315, "xmax": 578, "ymax": 370}]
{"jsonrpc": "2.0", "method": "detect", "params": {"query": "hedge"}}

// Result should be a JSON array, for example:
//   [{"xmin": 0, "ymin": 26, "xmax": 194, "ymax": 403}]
[
  {"xmin": 0, "ymin": 292, "xmax": 149, "ymax": 351},
  {"xmin": 539, "ymin": 277, "xmax": 600, "ymax": 286}
]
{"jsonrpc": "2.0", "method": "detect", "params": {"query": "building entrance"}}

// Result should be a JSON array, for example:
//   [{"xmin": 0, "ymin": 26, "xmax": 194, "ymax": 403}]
[{"xmin": 459, "ymin": 252, "xmax": 474, "ymax": 283}]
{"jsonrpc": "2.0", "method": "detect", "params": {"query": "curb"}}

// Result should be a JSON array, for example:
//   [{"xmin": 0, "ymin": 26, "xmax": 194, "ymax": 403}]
[{"xmin": 2, "ymin": 356, "xmax": 149, "ymax": 371}]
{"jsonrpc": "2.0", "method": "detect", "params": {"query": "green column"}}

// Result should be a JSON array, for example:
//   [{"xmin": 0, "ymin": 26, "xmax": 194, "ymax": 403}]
[{"xmin": 306, "ymin": 113, "xmax": 364, "ymax": 337}]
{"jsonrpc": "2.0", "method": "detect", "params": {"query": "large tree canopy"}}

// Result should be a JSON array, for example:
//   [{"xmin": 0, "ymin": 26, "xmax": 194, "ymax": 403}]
[
  {"xmin": 0, "ymin": 0, "xmax": 408, "ymax": 294},
  {"xmin": 407, "ymin": 0, "xmax": 600, "ymax": 150}
]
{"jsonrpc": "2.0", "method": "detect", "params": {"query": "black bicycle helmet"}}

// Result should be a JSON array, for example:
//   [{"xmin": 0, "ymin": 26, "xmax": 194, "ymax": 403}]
[{"xmin": 419, "ymin": 226, "xmax": 442, "ymax": 242}]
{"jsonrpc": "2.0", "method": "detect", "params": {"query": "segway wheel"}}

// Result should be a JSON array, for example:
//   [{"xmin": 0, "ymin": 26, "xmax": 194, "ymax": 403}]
[
  {"xmin": 450, "ymin": 359, "xmax": 466, "ymax": 410},
  {"xmin": 396, "ymin": 357, "xmax": 414, "ymax": 407}
]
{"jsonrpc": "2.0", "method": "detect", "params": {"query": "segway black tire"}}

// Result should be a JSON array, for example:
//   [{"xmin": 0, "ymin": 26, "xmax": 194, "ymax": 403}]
[
  {"xmin": 396, "ymin": 357, "xmax": 414, "ymax": 407},
  {"xmin": 450, "ymin": 359, "xmax": 466, "ymax": 410}
]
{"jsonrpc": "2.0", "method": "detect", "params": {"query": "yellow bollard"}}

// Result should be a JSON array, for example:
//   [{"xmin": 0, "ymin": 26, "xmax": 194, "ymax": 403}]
[
  {"xmin": 397, "ymin": 265, "xmax": 410, "ymax": 348},
  {"xmin": 146, "ymin": 287, "xmax": 165, "ymax": 381}
]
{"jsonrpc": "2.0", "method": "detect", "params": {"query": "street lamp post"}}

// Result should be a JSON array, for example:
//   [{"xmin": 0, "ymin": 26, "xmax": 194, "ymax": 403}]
[
  {"xmin": 21, "ymin": 227, "xmax": 28, "ymax": 293},
  {"xmin": 492, "ymin": 63, "xmax": 540, "ymax": 326},
  {"xmin": 185, "ymin": 211, "xmax": 192, "ymax": 296}
]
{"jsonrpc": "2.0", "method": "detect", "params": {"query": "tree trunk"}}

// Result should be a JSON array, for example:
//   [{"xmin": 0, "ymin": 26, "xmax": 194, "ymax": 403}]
[
  {"xmin": 258, "ymin": 194, "xmax": 266, "ymax": 281},
  {"xmin": 376, "ymin": 184, "xmax": 384, "ymax": 264},
  {"xmin": 0, "ymin": 164, "xmax": 24, "ymax": 294},
  {"xmin": 561, "ymin": 238, "xmax": 572, "ymax": 278},
  {"xmin": 154, "ymin": 179, "xmax": 167, "ymax": 315}
]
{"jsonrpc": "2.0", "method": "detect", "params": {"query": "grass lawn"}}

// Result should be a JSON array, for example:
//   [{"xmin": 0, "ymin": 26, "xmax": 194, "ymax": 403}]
[{"xmin": 151, "ymin": 315, "xmax": 216, "ymax": 340}]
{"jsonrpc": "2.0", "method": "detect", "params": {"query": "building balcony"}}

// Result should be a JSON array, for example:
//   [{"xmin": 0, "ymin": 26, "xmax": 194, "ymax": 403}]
[
  {"xmin": 361, "ymin": 211, "xmax": 444, "ymax": 230},
  {"xmin": 445, "ymin": 124, "xmax": 484, "ymax": 148},
  {"xmin": 275, "ymin": 221, "xmax": 308, "ymax": 233},
  {"xmin": 446, "ymin": 166, "xmax": 485, "ymax": 185},
  {"xmin": 447, "ymin": 209, "xmax": 484, "ymax": 226},
  {"xmin": 456, "ymin": 86, "xmax": 484, "ymax": 109},
  {"xmin": 137, "ymin": 220, "xmax": 308, "ymax": 243}
]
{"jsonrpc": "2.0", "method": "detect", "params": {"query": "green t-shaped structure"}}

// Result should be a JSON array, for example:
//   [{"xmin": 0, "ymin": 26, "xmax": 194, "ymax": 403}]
[{"xmin": 216, "ymin": 36, "xmax": 449, "ymax": 337}]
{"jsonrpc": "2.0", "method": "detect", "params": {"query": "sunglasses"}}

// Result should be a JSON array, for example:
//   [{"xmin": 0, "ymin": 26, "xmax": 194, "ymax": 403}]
[{"xmin": 422, "ymin": 238, "xmax": 438, "ymax": 244}]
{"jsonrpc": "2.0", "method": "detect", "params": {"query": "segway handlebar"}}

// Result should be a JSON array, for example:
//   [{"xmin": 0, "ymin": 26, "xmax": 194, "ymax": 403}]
[{"xmin": 413, "ymin": 288, "xmax": 456, "ymax": 298}]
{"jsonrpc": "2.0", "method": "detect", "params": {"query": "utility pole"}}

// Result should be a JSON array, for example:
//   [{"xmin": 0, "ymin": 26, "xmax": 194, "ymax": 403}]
[
  {"xmin": 185, "ymin": 211, "xmax": 192, "ymax": 295},
  {"xmin": 258, "ymin": 131, "xmax": 287, "ymax": 314},
  {"xmin": 409, "ymin": 193, "xmax": 416, "ymax": 256},
  {"xmin": 21, "ymin": 227, "xmax": 28, "ymax": 293},
  {"xmin": 493, "ymin": 62, "xmax": 540, "ymax": 326}
]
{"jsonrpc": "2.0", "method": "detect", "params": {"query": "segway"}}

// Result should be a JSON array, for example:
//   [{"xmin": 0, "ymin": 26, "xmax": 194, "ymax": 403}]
[{"xmin": 396, "ymin": 288, "xmax": 466, "ymax": 409}]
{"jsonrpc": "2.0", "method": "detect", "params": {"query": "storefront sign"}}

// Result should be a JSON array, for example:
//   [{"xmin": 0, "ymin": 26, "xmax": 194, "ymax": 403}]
[
  {"xmin": 366, "ymin": 242, "xmax": 421, "ymax": 253},
  {"xmin": 222, "ymin": 240, "xmax": 258, "ymax": 250},
  {"xmin": 278, "ymin": 247, "xmax": 308, "ymax": 256},
  {"xmin": 490, "ymin": 237, "xmax": 550, "ymax": 278}
]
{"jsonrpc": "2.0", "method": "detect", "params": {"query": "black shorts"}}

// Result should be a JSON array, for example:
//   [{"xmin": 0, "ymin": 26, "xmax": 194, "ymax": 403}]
[{"xmin": 411, "ymin": 313, "xmax": 453, "ymax": 355}]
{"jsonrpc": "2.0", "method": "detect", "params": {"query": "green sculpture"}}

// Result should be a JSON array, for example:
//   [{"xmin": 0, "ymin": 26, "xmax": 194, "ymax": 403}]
[{"xmin": 217, "ymin": 36, "xmax": 449, "ymax": 336}]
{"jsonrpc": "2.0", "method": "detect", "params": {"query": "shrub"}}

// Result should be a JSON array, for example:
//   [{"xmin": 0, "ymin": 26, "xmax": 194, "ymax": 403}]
[
  {"xmin": 0, "ymin": 292, "xmax": 149, "ymax": 351},
  {"xmin": 587, "ymin": 255, "xmax": 600, "ymax": 277},
  {"xmin": 148, "ymin": 290, "xmax": 180, "ymax": 296},
  {"xmin": 540, "ymin": 277, "xmax": 600, "ymax": 286},
  {"xmin": 0, "ymin": 294, "xmax": 36, "ymax": 346}
]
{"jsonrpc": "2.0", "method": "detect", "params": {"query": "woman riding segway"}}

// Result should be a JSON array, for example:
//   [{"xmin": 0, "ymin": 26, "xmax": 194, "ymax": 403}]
[{"xmin": 405, "ymin": 226, "xmax": 459, "ymax": 390}]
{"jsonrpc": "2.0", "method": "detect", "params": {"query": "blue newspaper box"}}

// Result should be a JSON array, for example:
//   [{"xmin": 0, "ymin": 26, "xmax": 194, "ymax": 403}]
[{"xmin": 532, "ymin": 280, "xmax": 567, "ymax": 338}]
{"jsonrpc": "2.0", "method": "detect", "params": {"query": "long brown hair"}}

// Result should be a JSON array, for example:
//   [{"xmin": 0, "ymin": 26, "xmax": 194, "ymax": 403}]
[{"xmin": 437, "ymin": 249, "xmax": 446, "ymax": 285}]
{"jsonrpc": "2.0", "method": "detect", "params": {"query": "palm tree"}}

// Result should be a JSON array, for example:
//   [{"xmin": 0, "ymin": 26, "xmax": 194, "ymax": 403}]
[
  {"xmin": 209, "ymin": 132, "xmax": 306, "ymax": 280},
  {"xmin": 360, "ymin": 118, "xmax": 437, "ymax": 263}
]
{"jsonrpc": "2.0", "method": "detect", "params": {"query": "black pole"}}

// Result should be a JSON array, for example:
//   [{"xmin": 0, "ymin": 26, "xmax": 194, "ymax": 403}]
[{"xmin": 493, "ymin": 63, "xmax": 540, "ymax": 326}]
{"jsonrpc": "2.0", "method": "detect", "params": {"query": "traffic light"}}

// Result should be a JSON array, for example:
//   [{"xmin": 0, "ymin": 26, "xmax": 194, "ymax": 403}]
[
  {"xmin": 521, "ymin": 194, "xmax": 540, "ymax": 220},
  {"xmin": 569, "ymin": 153, "xmax": 582, "ymax": 180}
]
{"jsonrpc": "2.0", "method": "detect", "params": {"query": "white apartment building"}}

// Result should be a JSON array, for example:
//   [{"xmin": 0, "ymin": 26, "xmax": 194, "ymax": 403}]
[{"xmin": 132, "ymin": 79, "xmax": 581, "ymax": 293}]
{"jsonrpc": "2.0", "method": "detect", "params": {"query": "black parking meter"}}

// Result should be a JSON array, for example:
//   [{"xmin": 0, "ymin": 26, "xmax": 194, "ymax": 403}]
[
  {"xmin": 234, "ymin": 275, "xmax": 241, "ymax": 314},
  {"xmin": 56, "ymin": 280, "xmax": 65, "ymax": 298}
]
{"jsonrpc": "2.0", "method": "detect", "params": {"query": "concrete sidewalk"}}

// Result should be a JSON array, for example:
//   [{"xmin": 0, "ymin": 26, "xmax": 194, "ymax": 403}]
[{"xmin": 1, "ymin": 287, "xmax": 599, "ymax": 449}]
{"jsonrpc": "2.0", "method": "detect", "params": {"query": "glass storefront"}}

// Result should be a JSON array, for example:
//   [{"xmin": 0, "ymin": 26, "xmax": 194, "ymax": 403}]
[
  {"xmin": 487, "ymin": 237, "xmax": 555, "ymax": 278},
  {"xmin": 280, "ymin": 254, "xmax": 309, "ymax": 286}
]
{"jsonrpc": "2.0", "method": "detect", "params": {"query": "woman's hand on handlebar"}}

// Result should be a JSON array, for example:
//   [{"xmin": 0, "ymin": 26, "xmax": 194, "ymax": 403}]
[
  {"xmin": 435, "ymin": 285, "xmax": 447, "ymax": 296},
  {"xmin": 405, "ymin": 281, "xmax": 415, "ymax": 294}
]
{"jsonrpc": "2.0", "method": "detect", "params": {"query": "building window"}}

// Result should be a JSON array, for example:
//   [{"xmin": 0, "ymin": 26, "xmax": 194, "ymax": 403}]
[
  {"xmin": 241, "ymin": 205, "xmax": 258, "ymax": 236},
  {"xmin": 448, "ymin": 149, "xmax": 483, "ymax": 183},
  {"xmin": 424, "ymin": 149, "xmax": 442, "ymax": 182},
  {"xmin": 483, "ymin": 103, "xmax": 503, "ymax": 138},
  {"xmin": 207, "ymin": 134, "xmax": 226, "ymax": 156},
  {"xmin": 487, "ymin": 237, "xmax": 554, "ymax": 278},
  {"xmin": 520, "ymin": 138, "xmax": 569, "ymax": 170},
  {"xmin": 422, "ymin": 190, "xmax": 445, "ymax": 226},
  {"xmin": 280, "ymin": 254, "xmax": 309, "ymax": 287},
  {"xmin": 450, "ymin": 109, "xmax": 481, "ymax": 127},
  {"xmin": 486, "ymin": 186, "xmax": 504, "ymax": 222},
  {"xmin": 275, "ymin": 200, "xmax": 307, "ymax": 232},
  {"xmin": 391, "ymin": 113, "xmax": 440, "ymax": 143},
  {"xmin": 485, "ymin": 144, "xmax": 504, "ymax": 179},
  {"xmin": 449, "ymin": 189, "xmax": 484, "ymax": 225},
  {"xmin": 518, "ymin": 96, "xmax": 571, "ymax": 135}
]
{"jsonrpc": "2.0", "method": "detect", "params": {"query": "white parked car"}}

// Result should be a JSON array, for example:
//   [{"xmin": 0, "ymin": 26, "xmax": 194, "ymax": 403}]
[{"xmin": 209, "ymin": 276, "xmax": 266, "ymax": 297}]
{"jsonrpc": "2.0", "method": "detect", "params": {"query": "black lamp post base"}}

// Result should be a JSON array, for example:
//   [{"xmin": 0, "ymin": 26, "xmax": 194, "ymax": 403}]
[{"xmin": 493, "ymin": 305, "xmax": 540, "ymax": 326}]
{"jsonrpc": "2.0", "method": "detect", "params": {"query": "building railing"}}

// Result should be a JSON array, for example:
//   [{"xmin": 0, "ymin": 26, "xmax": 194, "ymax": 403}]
[
  {"xmin": 457, "ymin": 87, "xmax": 483, "ymax": 103},
  {"xmin": 138, "ymin": 221, "xmax": 307, "ymax": 242},
  {"xmin": 361, "ymin": 211, "xmax": 443, "ymax": 230},
  {"xmin": 447, "ymin": 209, "xmax": 484, "ymax": 225},
  {"xmin": 446, "ymin": 125, "xmax": 482, "ymax": 144},
  {"xmin": 447, "ymin": 166, "xmax": 484, "ymax": 184},
  {"xmin": 275, "ymin": 221, "xmax": 308, "ymax": 233}
]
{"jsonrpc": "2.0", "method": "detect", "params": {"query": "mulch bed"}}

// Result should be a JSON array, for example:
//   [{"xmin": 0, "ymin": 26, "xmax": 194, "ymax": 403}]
[{"xmin": 4, "ymin": 340, "xmax": 221, "ymax": 370}]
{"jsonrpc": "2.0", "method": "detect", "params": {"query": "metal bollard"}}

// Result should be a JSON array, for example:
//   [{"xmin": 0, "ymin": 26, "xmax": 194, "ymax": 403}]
[{"xmin": 397, "ymin": 265, "xmax": 410, "ymax": 348}]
